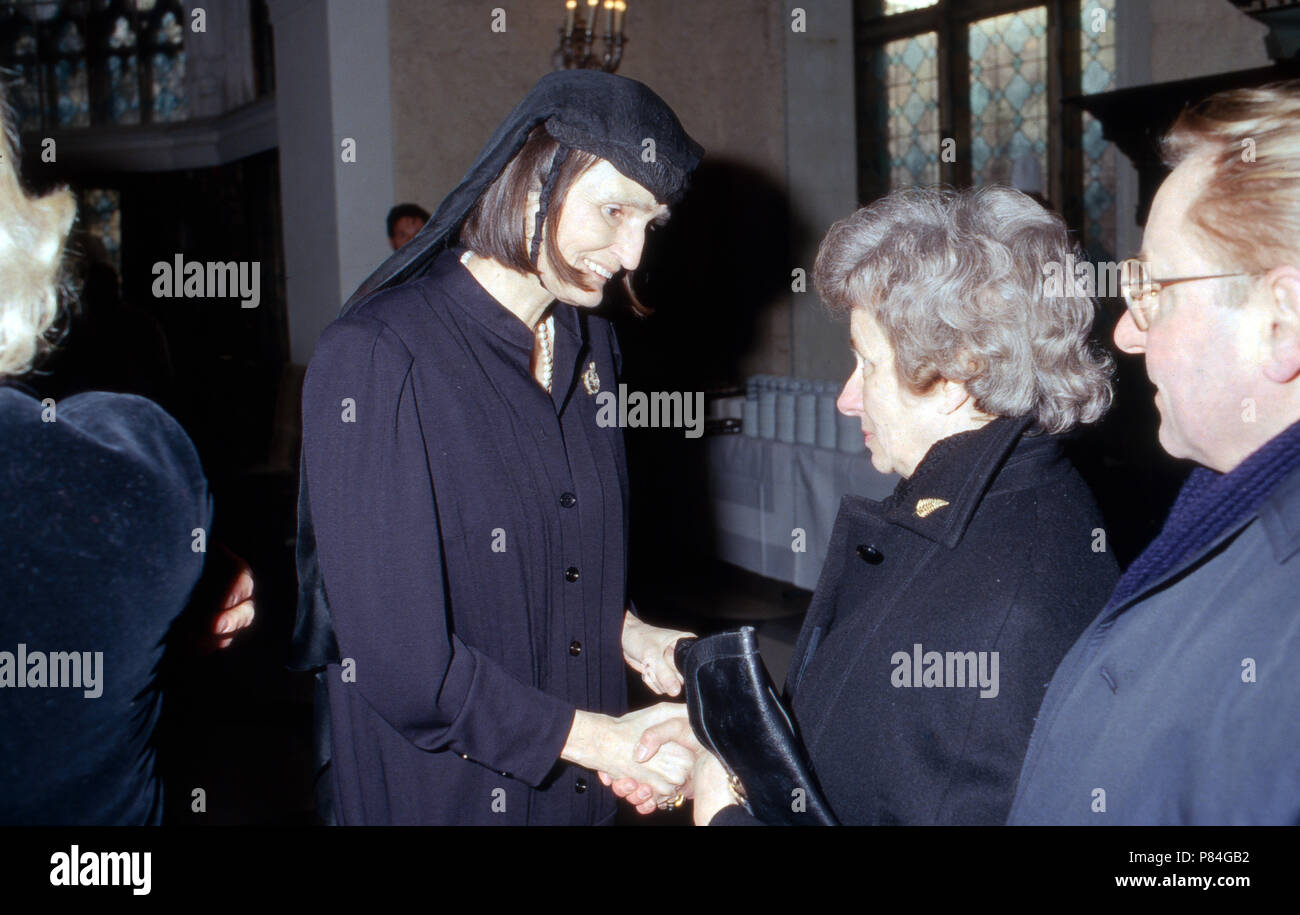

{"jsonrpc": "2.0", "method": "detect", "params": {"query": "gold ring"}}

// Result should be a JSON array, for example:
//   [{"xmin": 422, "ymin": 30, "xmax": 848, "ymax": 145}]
[{"xmin": 670, "ymin": 794, "xmax": 685, "ymax": 809}]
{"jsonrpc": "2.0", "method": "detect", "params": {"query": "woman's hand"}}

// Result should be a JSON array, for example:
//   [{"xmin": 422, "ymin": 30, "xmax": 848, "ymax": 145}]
[
  {"xmin": 689, "ymin": 750, "xmax": 735, "ymax": 825},
  {"xmin": 209, "ymin": 554, "xmax": 255, "ymax": 652},
  {"xmin": 607, "ymin": 718, "xmax": 733, "ymax": 824},
  {"xmin": 562, "ymin": 703, "xmax": 696, "ymax": 806},
  {"xmin": 602, "ymin": 713, "xmax": 701, "ymax": 815},
  {"xmin": 621, "ymin": 611, "xmax": 694, "ymax": 697}
]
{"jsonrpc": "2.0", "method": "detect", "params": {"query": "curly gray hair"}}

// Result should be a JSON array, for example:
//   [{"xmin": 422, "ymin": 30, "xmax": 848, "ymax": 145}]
[{"xmin": 813, "ymin": 185, "xmax": 1113, "ymax": 434}]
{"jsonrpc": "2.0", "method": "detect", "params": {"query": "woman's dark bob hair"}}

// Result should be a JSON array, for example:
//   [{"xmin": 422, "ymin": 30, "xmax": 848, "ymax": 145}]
[{"xmin": 460, "ymin": 124, "xmax": 652, "ymax": 316}]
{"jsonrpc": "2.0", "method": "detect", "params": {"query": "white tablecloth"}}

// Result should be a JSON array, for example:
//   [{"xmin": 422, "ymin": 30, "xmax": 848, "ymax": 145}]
[{"xmin": 704, "ymin": 435, "xmax": 898, "ymax": 590}]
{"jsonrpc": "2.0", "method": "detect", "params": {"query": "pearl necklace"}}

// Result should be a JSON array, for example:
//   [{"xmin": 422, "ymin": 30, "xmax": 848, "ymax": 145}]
[
  {"xmin": 461, "ymin": 250, "xmax": 554, "ymax": 394},
  {"xmin": 535, "ymin": 314, "xmax": 555, "ymax": 393}
]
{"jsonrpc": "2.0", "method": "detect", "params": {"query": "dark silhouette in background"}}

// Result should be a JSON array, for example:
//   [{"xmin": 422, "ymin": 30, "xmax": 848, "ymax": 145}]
[{"xmin": 385, "ymin": 202, "xmax": 430, "ymax": 250}]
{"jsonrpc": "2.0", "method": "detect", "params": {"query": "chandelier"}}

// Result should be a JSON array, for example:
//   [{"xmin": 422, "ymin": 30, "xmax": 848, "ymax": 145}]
[{"xmin": 553, "ymin": 0, "xmax": 628, "ymax": 73}]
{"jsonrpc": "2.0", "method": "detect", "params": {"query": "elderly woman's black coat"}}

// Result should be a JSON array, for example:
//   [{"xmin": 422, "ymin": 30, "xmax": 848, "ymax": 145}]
[
  {"xmin": 302, "ymin": 248, "xmax": 630, "ymax": 825},
  {"xmin": 714, "ymin": 415, "xmax": 1118, "ymax": 825}
]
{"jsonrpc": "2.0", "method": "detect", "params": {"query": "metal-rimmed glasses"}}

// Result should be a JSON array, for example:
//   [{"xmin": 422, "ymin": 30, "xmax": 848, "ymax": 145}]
[{"xmin": 1117, "ymin": 257, "xmax": 1260, "ymax": 331}]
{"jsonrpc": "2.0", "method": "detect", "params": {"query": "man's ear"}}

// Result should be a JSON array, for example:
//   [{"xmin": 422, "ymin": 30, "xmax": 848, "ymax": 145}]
[{"xmin": 1261, "ymin": 265, "xmax": 1300, "ymax": 385}]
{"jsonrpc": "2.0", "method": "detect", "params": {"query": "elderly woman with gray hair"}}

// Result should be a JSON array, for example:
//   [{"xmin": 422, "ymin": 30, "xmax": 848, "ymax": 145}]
[{"xmin": 627, "ymin": 185, "xmax": 1122, "ymax": 825}]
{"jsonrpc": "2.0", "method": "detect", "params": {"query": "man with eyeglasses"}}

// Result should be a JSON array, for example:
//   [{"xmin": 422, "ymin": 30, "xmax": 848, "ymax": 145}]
[{"xmin": 1008, "ymin": 80, "xmax": 1300, "ymax": 825}]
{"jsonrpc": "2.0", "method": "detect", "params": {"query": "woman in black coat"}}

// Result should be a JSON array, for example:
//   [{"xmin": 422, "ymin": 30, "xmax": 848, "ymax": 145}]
[
  {"xmin": 298, "ymin": 72, "xmax": 706, "ymax": 824},
  {"xmin": 630, "ymin": 186, "xmax": 1120, "ymax": 825}
]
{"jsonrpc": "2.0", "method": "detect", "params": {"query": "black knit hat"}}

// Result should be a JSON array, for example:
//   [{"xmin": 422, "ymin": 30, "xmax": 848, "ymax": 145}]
[{"xmin": 342, "ymin": 70, "xmax": 704, "ymax": 313}]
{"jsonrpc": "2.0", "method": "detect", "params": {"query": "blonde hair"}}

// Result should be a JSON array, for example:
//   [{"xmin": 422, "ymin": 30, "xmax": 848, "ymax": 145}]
[
  {"xmin": 0, "ymin": 85, "xmax": 76, "ymax": 378},
  {"xmin": 1162, "ymin": 79, "xmax": 1300, "ymax": 275}
]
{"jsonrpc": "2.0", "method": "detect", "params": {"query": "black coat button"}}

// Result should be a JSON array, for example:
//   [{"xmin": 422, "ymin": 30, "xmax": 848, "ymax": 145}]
[
  {"xmin": 575, "ymin": 777, "xmax": 588, "ymax": 793},
  {"xmin": 856, "ymin": 544, "xmax": 883, "ymax": 564},
  {"xmin": 565, "ymin": 566, "xmax": 580, "ymax": 582},
  {"xmin": 569, "ymin": 640, "xmax": 583, "ymax": 656},
  {"xmin": 560, "ymin": 492, "xmax": 577, "ymax": 508}
]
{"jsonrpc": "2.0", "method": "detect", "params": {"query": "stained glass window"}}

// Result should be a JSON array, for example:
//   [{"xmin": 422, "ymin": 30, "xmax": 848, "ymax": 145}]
[
  {"xmin": 106, "ymin": 50, "xmax": 140, "ymax": 123},
  {"xmin": 884, "ymin": 32, "xmax": 939, "ymax": 188},
  {"xmin": 0, "ymin": 0, "xmax": 187, "ymax": 131},
  {"xmin": 0, "ymin": 8, "xmax": 40, "ymax": 125},
  {"xmin": 1080, "ymin": 0, "xmax": 1117, "ymax": 261},
  {"xmin": 149, "ymin": 7, "xmax": 185, "ymax": 122},
  {"xmin": 80, "ymin": 188, "xmax": 121, "ymax": 274},
  {"xmin": 53, "ymin": 18, "xmax": 89, "ymax": 126},
  {"xmin": 858, "ymin": 0, "xmax": 1125, "ymax": 302},
  {"xmin": 969, "ymin": 7, "xmax": 1048, "ymax": 190},
  {"xmin": 99, "ymin": 10, "xmax": 139, "ymax": 124}
]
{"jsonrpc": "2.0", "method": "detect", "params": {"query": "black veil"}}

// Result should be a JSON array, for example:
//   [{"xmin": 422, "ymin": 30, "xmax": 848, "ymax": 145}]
[{"xmin": 341, "ymin": 69, "xmax": 704, "ymax": 315}]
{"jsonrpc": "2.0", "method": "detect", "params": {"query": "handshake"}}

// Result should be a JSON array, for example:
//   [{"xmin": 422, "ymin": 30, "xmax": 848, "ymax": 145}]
[{"xmin": 560, "ymin": 614, "xmax": 737, "ymax": 826}]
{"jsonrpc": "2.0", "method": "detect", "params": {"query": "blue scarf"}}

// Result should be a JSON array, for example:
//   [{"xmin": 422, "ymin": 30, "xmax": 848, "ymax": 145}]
[{"xmin": 1107, "ymin": 417, "xmax": 1300, "ymax": 610}]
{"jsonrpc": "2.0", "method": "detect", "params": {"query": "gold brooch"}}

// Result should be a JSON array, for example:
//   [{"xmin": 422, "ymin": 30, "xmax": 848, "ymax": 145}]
[
  {"xmin": 582, "ymin": 360, "xmax": 600, "ymax": 395},
  {"xmin": 915, "ymin": 498, "xmax": 950, "ymax": 518}
]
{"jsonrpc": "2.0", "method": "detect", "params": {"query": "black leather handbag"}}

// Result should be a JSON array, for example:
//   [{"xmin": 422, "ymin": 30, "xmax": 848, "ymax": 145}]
[{"xmin": 674, "ymin": 627, "xmax": 837, "ymax": 825}]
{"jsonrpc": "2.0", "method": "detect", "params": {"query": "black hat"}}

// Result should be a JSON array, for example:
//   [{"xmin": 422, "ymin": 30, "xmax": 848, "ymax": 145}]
[{"xmin": 343, "ymin": 70, "xmax": 704, "ymax": 313}]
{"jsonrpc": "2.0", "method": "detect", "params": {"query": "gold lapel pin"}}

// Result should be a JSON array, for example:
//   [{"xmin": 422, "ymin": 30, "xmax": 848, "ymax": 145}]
[{"xmin": 915, "ymin": 498, "xmax": 950, "ymax": 518}]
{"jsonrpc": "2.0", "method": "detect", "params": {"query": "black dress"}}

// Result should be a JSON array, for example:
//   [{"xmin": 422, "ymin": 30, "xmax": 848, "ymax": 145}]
[
  {"xmin": 713, "ymin": 415, "xmax": 1119, "ymax": 825},
  {"xmin": 301, "ymin": 248, "xmax": 630, "ymax": 824}
]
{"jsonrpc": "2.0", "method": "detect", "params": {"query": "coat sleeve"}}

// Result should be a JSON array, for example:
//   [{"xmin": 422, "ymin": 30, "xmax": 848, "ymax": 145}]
[
  {"xmin": 302, "ymin": 314, "xmax": 576, "ymax": 786},
  {"xmin": 709, "ymin": 805, "xmax": 763, "ymax": 826}
]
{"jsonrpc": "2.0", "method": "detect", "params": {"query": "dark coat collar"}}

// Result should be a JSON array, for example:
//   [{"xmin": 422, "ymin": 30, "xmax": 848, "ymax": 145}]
[
  {"xmin": 880, "ymin": 414, "xmax": 1060, "ymax": 549},
  {"xmin": 1105, "ymin": 449, "xmax": 1300, "ymax": 620}
]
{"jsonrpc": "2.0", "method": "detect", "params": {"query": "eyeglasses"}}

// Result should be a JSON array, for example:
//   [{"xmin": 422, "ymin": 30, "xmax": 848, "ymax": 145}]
[{"xmin": 1117, "ymin": 257, "xmax": 1259, "ymax": 331}]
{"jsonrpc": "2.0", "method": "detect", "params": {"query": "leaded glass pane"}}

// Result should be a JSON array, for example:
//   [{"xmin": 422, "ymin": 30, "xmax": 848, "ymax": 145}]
[
  {"xmin": 53, "ymin": 57, "xmax": 89, "ymax": 126},
  {"xmin": 107, "ymin": 53, "xmax": 140, "ymax": 123},
  {"xmin": 108, "ymin": 15, "xmax": 137, "ymax": 49},
  {"xmin": 884, "ymin": 31, "xmax": 939, "ymax": 188},
  {"xmin": 151, "ymin": 48, "xmax": 185, "ymax": 121},
  {"xmin": 153, "ymin": 8, "xmax": 181, "ymax": 46},
  {"xmin": 1, "ymin": 10, "xmax": 41, "ymax": 130},
  {"xmin": 1081, "ymin": 0, "xmax": 1117, "ymax": 262},
  {"xmin": 55, "ymin": 19, "xmax": 85, "ymax": 54},
  {"xmin": 969, "ymin": 7, "xmax": 1048, "ymax": 190},
  {"xmin": 81, "ymin": 188, "xmax": 121, "ymax": 274}
]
